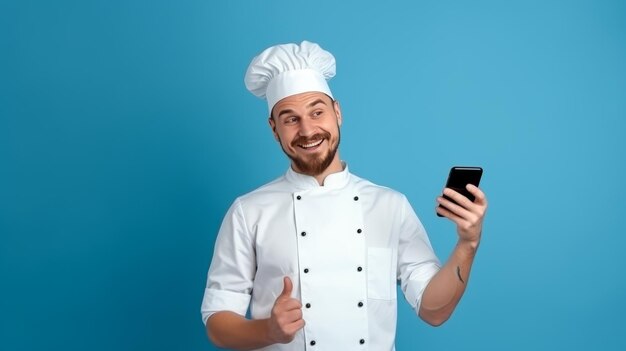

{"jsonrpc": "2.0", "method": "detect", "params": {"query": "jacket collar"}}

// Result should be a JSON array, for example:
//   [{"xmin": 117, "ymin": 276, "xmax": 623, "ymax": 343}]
[{"xmin": 285, "ymin": 162, "xmax": 350, "ymax": 190}]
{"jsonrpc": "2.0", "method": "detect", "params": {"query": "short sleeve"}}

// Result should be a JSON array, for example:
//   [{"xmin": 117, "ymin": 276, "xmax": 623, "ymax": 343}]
[
  {"xmin": 396, "ymin": 195, "xmax": 441, "ymax": 313},
  {"xmin": 201, "ymin": 198, "xmax": 256, "ymax": 324}
]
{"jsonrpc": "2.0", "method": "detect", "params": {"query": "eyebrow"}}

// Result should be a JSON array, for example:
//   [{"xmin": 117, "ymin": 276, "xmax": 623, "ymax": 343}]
[
  {"xmin": 276, "ymin": 99, "xmax": 328, "ymax": 120},
  {"xmin": 306, "ymin": 99, "xmax": 327, "ymax": 108}
]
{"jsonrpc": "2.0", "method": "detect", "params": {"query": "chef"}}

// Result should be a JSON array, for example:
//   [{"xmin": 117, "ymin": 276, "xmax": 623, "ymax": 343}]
[{"xmin": 201, "ymin": 41, "xmax": 488, "ymax": 351}]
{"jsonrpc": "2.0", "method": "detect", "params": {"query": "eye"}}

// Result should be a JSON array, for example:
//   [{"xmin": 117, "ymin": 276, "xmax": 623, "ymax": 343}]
[
  {"xmin": 284, "ymin": 116, "xmax": 298, "ymax": 125},
  {"xmin": 312, "ymin": 110, "xmax": 323, "ymax": 118}
]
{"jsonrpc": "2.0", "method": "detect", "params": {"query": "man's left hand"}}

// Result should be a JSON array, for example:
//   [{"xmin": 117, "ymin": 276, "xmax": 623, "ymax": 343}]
[{"xmin": 435, "ymin": 184, "xmax": 488, "ymax": 245}]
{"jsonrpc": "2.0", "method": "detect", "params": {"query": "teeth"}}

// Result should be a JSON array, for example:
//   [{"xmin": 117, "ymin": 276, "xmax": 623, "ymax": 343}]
[{"xmin": 300, "ymin": 139, "xmax": 323, "ymax": 148}]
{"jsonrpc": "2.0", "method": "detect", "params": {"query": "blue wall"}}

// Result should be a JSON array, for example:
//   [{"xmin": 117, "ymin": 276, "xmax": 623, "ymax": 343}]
[{"xmin": 2, "ymin": 0, "xmax": 625, "ymax": 350}]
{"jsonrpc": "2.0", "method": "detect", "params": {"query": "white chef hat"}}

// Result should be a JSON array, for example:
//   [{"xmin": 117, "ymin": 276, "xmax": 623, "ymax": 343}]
[{"xmin": 244, "ymin": 41, "xmax": 336, "ymax": 114}]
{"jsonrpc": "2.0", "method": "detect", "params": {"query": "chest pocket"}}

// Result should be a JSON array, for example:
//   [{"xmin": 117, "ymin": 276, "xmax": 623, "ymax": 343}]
[{"xmin": 367, "ymin": 247, "xmax": 395, "ymax": 300}]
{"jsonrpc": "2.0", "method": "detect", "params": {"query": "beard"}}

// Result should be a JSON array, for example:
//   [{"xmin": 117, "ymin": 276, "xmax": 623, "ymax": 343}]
[{"xmin": 279, "ymin": 128, "xmax": 341, "ymax": 176}]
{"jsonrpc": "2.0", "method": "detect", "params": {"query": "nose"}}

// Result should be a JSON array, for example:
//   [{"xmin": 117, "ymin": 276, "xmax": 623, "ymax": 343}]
[{"xmin": 298, "ymin": 118, "xmax": 316, "ymax": 137}]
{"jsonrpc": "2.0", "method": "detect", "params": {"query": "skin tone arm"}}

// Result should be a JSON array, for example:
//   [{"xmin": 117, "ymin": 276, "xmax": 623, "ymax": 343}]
[
  {"xmin": 419, "ymin": 184, "xmax": 488, "ymax": 326},
  {"xmin": 206, "ymin": 277, "xmax": 305, "ymax": 350}
]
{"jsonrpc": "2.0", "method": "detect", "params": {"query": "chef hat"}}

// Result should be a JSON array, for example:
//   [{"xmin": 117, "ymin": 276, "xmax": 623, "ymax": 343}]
[{"xmin": 244, "ymin": 41, "xmax": 336, "ymax": 113}]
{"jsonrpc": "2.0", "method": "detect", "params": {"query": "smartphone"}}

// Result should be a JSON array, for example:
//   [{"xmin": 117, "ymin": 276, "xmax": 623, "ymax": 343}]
[{"xmin": 437, "ymin": 166, "xmax": 483, "ymax": 217}]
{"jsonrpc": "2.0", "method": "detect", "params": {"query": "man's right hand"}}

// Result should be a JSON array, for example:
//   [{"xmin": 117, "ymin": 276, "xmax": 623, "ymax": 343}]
[
  {"xmin": 205, "ymin": 277, "xmax": 305, "ymax": 349},
  {"xmin": 267, "ymin": 276, "xmax": 305, "ymax": 344}
]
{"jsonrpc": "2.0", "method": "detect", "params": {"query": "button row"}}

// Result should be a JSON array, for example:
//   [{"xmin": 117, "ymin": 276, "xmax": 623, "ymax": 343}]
[
  {"xmin": 308, "ymin": 339, "xmax": 366, "ymax": 346},
  {"xmin": 295, "ymin": 195, "xmax": 360, "ymax": 201},
  {"xmin": 303, "ymin": 267, "xmax": 362, "ymax": 274},
  {"xmin": 303, "ymin": 301, "xmax": 365, "ymax": 309},
  {"xmin": 299, "ymin": 229, "xmax": 363, "ymax": 237}
]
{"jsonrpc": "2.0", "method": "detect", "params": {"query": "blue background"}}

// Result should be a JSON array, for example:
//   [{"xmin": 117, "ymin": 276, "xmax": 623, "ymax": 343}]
[{"xmin": 2, "ymin": 0, "xmax": 625, "ymax": 350}]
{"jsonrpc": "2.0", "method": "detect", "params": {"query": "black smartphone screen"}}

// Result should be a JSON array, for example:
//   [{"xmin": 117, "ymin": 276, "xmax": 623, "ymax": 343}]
[{"xmin": 437, "ymin": 166, "xmax": 483, "ymax": 217}]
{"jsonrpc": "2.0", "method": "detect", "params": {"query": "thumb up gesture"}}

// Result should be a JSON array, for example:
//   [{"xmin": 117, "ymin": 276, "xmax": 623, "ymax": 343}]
[{"xmin": 267, "ymin": 277, "xmax": 305, "ymax": 344}]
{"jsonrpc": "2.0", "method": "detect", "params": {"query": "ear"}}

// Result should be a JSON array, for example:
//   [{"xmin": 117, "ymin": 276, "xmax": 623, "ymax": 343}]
[
  {"xmin": 333, "ymin": 100, "xmax": 343, "ymax": 127},
  {"xmin": 268, "ymin": 117, "xmax": 279, "ymax": 141}
]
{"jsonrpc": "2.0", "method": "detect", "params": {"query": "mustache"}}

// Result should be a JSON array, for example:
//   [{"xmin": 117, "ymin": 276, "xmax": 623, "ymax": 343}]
[{"xmin": 291, "ymin": 132, "xmax": 331, "ymax": 147}]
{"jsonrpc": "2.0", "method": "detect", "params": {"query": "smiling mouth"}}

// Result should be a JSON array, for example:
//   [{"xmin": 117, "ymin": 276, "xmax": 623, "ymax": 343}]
[{"xmin": 298, "ymin": 139, "xmax": 324, "ymax": 149}]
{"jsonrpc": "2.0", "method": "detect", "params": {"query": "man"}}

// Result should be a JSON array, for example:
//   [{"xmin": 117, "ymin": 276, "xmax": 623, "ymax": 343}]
[{"xmin": 201, "ymin": 41, "xmax": 487, "ymax": 350}]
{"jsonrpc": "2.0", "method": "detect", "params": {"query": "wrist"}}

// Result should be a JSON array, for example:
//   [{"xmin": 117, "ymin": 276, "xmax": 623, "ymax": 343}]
[
  {"xmin": 457, "ymin": 238, "xmax": 480, "ymax": 253},
  {"xmin": 260, "ymin": 318, "xmax": 277, "ymax": 345}
]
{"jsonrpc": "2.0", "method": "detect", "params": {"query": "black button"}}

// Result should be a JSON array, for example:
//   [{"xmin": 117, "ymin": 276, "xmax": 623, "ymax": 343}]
[
  {"xmin": 358, "ymin": 301, "xmax": 364, "ymax": 307},
  {"xmin": 304, "ymin": 268, "xmax": 309, "ymax": 273},
  {"xmin": 353, "ymin": 196, "xmax": 359, "ymax": 201},
  {"xmin": 301, "ymin": 231, "xmax": 306, "ymax": 237},
  {"xmin": 297, "ymin": 195, "xmax": 302, "ymax": 200},
  {"xmin": 360, "ymin": 339, "xmax": 365, "ymax": 344},
  {"xmin": 310, "ymin": 340, "xmax": 316, "ymax": 346},
  {"xmin": 306, "ymin": 303, "xmax": 311, "ymax": 308},
  {"xmin": 357, "ymin": 266, "xmax": 363, "ymax": 272},
  {"xmin": 357, "ymin": 228, "xmax": 362, "ymax": 234}
]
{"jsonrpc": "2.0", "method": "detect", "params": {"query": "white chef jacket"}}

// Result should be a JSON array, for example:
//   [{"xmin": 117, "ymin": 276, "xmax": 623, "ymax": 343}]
[{"xmin": 201, "ymin": 164, "xmax": 441, "ymax": 351}]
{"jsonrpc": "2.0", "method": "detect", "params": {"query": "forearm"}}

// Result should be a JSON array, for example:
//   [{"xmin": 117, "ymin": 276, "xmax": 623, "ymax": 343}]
[
  {"xmin": 206, "ymin": 311, "xmax": 273, "ymax": 350},
  {"xmin": 419, "ymin": 240, "xmax": 478, "ymax": 326}
]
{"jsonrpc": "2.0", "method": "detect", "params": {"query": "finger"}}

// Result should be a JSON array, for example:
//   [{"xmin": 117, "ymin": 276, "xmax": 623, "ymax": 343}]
[
  {"xmin": 284, "ymin": 307, "xmax": 303, "ymax": 322},
  {"xmin": 466, "ymin": 184, "xmax": 487, "ymax": 205},
  {"xmin": 280, "ymin": 276, "xmax": 293, "ymax": 298},
  {"xmin": 438, "ymin": 194, "xmax": 472, "ymax": 219},
  {"xmin": 277, "ymin": 308, "xmax": 302, "ymax": 327},
  {"xmin": 285, "ymin": 318, "xmax": 305, "ymax": 334},
  {"xmin": 443, "ymin": 188, "xmax": 475, "ymax": 210},
  {"xmin": 436, "ymin": 202, "xmax": 466, "ymax": 225},
  {"xmin": 437, "ymin": 196, "xmax": 479, "ymax": 224},
  {"xmin": 280, "ymin": 299, "xmax": 302, "ymax": 311},
  {"xmin": 436, "ymin": 204, "xmax": 476, "ymax": 234}
]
